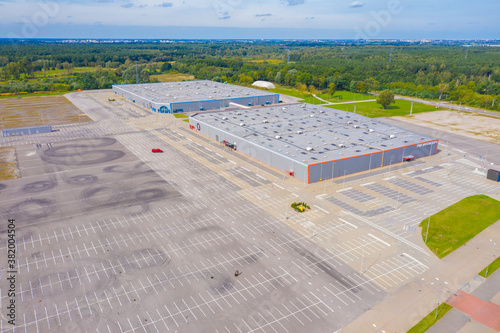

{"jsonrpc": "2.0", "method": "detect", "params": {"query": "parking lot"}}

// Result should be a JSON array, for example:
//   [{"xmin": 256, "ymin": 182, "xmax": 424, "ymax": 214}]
[{"xmin": 1, "ymin": 90, "xmax": 499, "ymax": 333}]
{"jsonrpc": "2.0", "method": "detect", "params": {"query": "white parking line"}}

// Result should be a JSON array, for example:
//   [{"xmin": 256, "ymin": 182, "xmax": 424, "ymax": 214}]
[{"xmin": 367, "ymin": 234, "xmax": 391, "ymax": 247}]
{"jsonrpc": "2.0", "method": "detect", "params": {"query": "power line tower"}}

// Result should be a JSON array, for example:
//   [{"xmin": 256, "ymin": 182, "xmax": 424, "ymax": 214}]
[{"xmin": 135, "ymin": 62, "xmax": 139, "ymax": 84}]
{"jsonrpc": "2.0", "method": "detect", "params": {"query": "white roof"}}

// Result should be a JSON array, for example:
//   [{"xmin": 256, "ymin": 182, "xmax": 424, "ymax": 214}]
[{"xmin": 252, "ymin": 81, "xmax": 276, "ymax": 89}]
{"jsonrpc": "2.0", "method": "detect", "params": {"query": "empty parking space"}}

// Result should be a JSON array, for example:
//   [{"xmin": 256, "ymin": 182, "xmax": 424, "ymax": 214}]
[
  {"xmin": 340, "ymin": 188, "xmax": 376, "ymax": 203},
  {"xmin": 386, "ymin": 177, "xmax": 434, "ymax": 195},
  {"xmin": 362, "ymin": 183, "xmax": 416, "ymax": 204}
]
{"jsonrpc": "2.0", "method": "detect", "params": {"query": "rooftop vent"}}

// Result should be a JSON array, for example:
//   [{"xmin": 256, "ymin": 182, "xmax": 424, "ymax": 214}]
[
  {"xmin": 297, "ymin": 130, "xmax": 304, "ymax": 134},
  {"xmin": 236, "ymin": 112, "xmax": 242, "ymax": 115},
  {"xmin": 339, "ymin": 144, "xmax": 346, "ymax": 148},
  {"xmin": 275, "ymin": 135, "xmax": 282, "ymax": 139},
  {"xmin": 369, "ymin": 128, "xmax": 375, "ymax": 132},
  {"xmin": 389, "ymin": 134, "xmax": 396, "ymax": 138},
  {"xmin": 347, "ymin": 121, "xmax": 353, "ymax": 124},
  {"xmin": 310, "ymin": 115, "xmax": 315, "ymax": 118},
  {"xmin": 222, "ymin": 117, "xmax": 228, "ymax": 120},
  {"xmin": 240, "ymin": 123, "xmax": 245, "ymax": 126},
  {"xmin": 353, "ymin": 125, "xmax": 360, "ymax": 128},
  {"xmin": 262, "ymin": 120, "xmax": 269, "ymax": 123}
]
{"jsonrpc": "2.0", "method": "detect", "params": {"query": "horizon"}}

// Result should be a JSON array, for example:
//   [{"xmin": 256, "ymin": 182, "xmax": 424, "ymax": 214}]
[{"xmin": 0, "ymin": 0, "xmax": 498, "ymax": 40}]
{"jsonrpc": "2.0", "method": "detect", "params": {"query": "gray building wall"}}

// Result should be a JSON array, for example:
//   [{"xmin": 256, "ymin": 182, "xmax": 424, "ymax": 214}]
[
  {"xmin": 191, "ymin": 117, "xmax": 438, "ymax": 184},
  {"xmin": 2, "ymin": 125, "xmax": 52, "ymax": 137},
  {"xmin": 308, "ymin": 140, "xmax": 438, "ymax": 183},
  {"xmin": 171, "ymin": 95, "xmax": 279, "ymax": 113},
  {"xmin": 191, "ymin": 118, "xmax": 309, "ymax": 182},
  {"xmin": 113, "ymin": 85, "xmax": 279, "ymax": 114}
]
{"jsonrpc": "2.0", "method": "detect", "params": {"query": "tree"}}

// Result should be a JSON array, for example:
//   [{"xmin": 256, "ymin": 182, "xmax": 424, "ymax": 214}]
[
  {"xmin": 161, "ymin": 62, "xmax": 172, "ymax": 72},
  {"xmin": 376, "ymin": 90, "xmax": 395, "ymax": 109},
  {"xmin": 274, "ymin": 71, "xmax": 282, "ymax": 84},
  {"xmin": 297, "ymin": 83, "xmax": 307, "ymax": 97},
  {"xmin": 356, "ymin": 81, "xmax": 368, "ymax": 94},
  {"xmin": 328, "ymin": 83, "xmax": 336, "ymax": 98},
  {"xmin": 438, "ymin": 82, "xmax": 449, "ymax": 100}
]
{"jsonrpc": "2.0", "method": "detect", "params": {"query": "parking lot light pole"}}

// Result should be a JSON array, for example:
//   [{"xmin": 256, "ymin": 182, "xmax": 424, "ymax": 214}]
[
  {"xmin": 486, "ymin": 239, "xmax": 496, "ymax": 277},
  {"xmin": 432, "ymin": 278, "xmax": 448, "ymax": 320},
  {"xmin": 342, "ymin": 170, "xmax": 347, "ymax": 190},
  {"xmin": 425, "ymin": 216, "xmax": 431, "ymax": 244}
]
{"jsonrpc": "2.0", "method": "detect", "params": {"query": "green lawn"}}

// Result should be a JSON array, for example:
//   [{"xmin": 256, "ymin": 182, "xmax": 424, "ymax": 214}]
[
  {"xmin": 407, "ymin": 303, "xmax": 453, "ymax": 333},
  {"xmin": 325, "ymin": 99, "xmax": 445, "ymax": 118},
  {"xmin": 317, "ymin": 91, "xmax": 374, "ymax": 103},
  {"xmin": 419, "ymin": 195, "xmax": 500, "ymax": 259},
  {"xmin": 478, "ymin": 256, "xmax": 500, "ymax": 278},
  {"xmin": 269, "ymin": 87, "xmax": 323, "ymax": 104},
  {"xmin": 0, "ymin": 91, "xmax": 73, "ymax": 99}
]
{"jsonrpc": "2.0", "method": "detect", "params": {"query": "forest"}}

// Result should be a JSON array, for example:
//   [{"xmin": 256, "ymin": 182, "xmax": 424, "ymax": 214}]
[{"xmin": 0, "ymin": 39, "xmax": 499, "ymax": 111}]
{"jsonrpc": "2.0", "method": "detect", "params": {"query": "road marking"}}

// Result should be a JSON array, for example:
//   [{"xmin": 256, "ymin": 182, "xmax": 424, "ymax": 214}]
[
  {"xmin": 339, "ymin": 218, "xmax": 357, "ymax": 229},
  {"xmin": 343, "ymin": 212, "xmax": 429, "ymax": 256},
  {"xmin": 337, "ymin": 187, "xmax": 352, "ymax": 192},
  {"xmin": 361, "ymin": 182, "xmax": 374, "ymax": 186},
  {"xmin": 383, "ymin": 176, "xmax": 396, "ymax": 181},
  {"xmin": 314, "ymin": 206, "xmax": 329, "ymax": 214},
  {"xmin": 273, "ymin": 183, "xmax": 284, "ymax": 189},
  {"xmin": 367, "ymin": 234, "xmax": 391, "ymax": 247},
  {"xmin": 402, "ymin": 253, "xmax": 429, "ymax": 269}
]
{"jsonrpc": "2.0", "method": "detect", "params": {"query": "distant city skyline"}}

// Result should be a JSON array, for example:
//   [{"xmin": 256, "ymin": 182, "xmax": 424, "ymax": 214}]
[{"xmin": 0, "ymin": 0, "xmax": 498, "ymax": 39}]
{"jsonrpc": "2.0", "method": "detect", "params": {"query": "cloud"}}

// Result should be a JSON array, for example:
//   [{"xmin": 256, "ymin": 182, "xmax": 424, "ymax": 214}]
[
  {"xmin": 305, "ymin": 16, "xmax": 315, "ymax": 21},
  {"xmin": 350, "ymin": 1, "xmax": 364, "ymax": 8},
  {"xmin": 284, "ymin": 0, "xmax": 305, "ymax": 6},
  {"xmin": 121, "ymin": 3, "xmax": 133, "ymax": 8},
  {"xmin": 255, "ymin": 14, "xmax": 272, "ymax": 17},
  {"xmin": 157, "ymin": 2, "xmax": 173, "ymax": 7},
  {"xmin": 219, "ymin": 15, "xmax": 231, "ymax": 20}
]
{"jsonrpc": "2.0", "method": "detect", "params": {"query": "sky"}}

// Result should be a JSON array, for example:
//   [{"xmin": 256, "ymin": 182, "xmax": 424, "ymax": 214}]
[{"xmin": 0, "ymin": 0, "xmax": 498, "ymax": 39}]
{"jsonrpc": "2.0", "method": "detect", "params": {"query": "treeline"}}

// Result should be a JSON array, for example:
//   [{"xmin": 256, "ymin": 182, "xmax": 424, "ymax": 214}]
[{"xmin": 0, "ymin": 41, "xmax": 499, "ymax": 110}]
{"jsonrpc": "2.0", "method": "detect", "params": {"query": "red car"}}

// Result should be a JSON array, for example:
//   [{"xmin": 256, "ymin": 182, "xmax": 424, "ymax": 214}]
[{"xmin": 151, "ymin": 149, "xmax": 163, "ymax": 153}]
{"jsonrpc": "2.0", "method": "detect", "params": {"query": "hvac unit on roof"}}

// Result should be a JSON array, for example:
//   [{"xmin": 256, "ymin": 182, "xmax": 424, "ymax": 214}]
[
  {"xmin": 263, "ymin": 120, "xmax": 269, "ymax": 123},
  {"xmin": 353, "ymin": 125, "xmax": 360, "ymax": 128},
  {"xmin": 301, "ymin": 105, "xmax": 306, "ymax": 108},
  {"xmin": 297, "ymin": 130, "xmax": 304, "ymax": 134},
  {"xmin": 240, "ymin": 123, "xmax": 245, "ymax": 126},
  {"xmin": 389, "ymin": 134, "xmax": 396, "ymax": 138},
  {"xmin": 236, "ymin": 112, "xmax": 242, "ymax": 115},
  {"xmin": 222, "ymin": 117, "xmax": 228, "ymax": 120},
  {"xmin": 338, "ymin": 144, "xmax": 346, "ymax": 148},
  {"xmin": 320, "ymin": 110, "xmax": 325, "ymax": 113},
  {"xmin": 369, "ymin": 128, "xmax": 375, "ymax": 132},
  {"xmin": 275, "ymin": 135, "xmax": 282, "ymax": 139},
  {"xmin": 310, "ymin": 115, "xmax": 315, "ymax": 118},
  {"xmin": 347, "ymin": 121, "xmax": 353, "ymax": 124}
]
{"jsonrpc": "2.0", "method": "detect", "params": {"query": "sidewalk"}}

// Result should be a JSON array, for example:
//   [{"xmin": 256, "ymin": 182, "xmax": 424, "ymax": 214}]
[
  {"xmin": 428, "ymin": 270, "xmax": 500, "ymax": 333},
  {"xmin": 340, "ymin": 220, "xmax": 500, "ymax": 333}
]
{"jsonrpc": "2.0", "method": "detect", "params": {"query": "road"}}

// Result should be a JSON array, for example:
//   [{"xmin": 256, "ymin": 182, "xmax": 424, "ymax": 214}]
[
  {"xmin": 380, "ymin": 117, "xmax": 500, "ymax": 168},
  {"xmin": 393, "ymin": 95, "xmax": 500, "ymax": 118}
]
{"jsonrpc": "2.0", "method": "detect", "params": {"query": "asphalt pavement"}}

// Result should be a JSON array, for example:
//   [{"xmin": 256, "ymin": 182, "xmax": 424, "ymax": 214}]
[{"xmin": 379, "ymin": 117, "xmax": 500, "ymax": 168}]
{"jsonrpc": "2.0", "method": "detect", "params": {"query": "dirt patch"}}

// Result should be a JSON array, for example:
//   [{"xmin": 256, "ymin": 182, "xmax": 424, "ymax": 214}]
[
  {"xmin": 0, "ymin": 147, "xmax": 20, "ymax": 181},
  {"xmin": 394, "ymin": 111, "xmax": 500, "ymax": 144},
  {"xmin": 0, "ymin": 95, "xmax": 92, "ymax": 129},
  {"xmin": 154, "ymin": 73, "xmax": 195, "ymax": 82}
]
